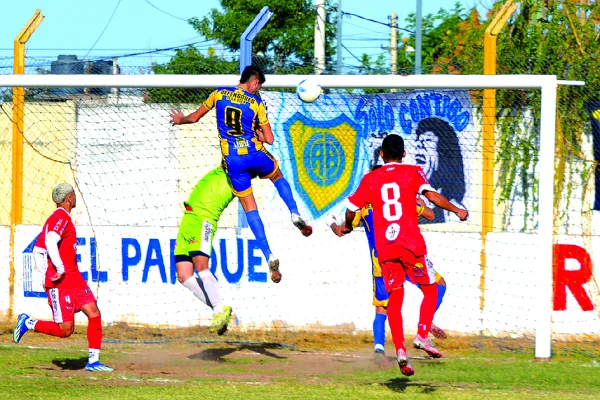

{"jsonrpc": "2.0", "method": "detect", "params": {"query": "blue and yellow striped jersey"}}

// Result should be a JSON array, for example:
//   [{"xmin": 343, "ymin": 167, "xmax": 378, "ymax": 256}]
[{"xmin": 203, "ymin": 87, "xmax": 270, "ymax": 156}]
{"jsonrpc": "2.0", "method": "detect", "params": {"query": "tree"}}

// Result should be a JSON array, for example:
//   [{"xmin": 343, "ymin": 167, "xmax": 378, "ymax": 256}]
[
  {"xmin": 188, "ymin": 0, "xmax": 338, "ymax": 73},
  {"xmin": 148, "ymin": 46, "xmax": 238, "ymax": 103},
  {"xmin": 398, "ymin": 0, "xmax": 600, "ymax": 227}
]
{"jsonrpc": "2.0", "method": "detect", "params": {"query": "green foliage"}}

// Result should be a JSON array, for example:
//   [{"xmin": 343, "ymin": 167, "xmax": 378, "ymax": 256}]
[
  {"xmin": 400, "ymin": 0, "xmax": 600, "ymax": 225},
  {"xmin": 189, "ymin": 0, "xmax": 338, "ymax": 73},
  {"xmin": 402, "ymin": 2, "xmax": 484, "ymax": 74},
  {"xmin": 148, "ymin": 47, "xmax": 238, "ymax": 104}
]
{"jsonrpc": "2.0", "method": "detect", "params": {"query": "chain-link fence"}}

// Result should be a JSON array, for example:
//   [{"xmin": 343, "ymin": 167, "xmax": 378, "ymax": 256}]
[{"xmin": 1, "ymin": 48, "xmax": 599, "ymax": 356}]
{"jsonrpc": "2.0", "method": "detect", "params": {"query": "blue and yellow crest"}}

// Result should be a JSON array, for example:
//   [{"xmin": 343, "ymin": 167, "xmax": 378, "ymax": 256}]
[{"xmin": 283, "ymin": 113, "xmax": 363, "ymax": 219}]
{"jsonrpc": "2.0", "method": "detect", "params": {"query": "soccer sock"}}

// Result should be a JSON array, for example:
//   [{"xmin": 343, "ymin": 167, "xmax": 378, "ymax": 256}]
[
  {"xmin": 435, "ymin": 280, "xmax": 446, "ymax": 312},
  {"xmin": 387, "ymin": 288, "xmax": 406, "ymax": 353},
  {"xmin": 88, "ymin": 349, "xmax": 100, "ymax": 364},
  {"xmin": 373, "ymin": 312, "xmax": 387, "ymax": 352},
  {"xmin": 87, "ymin": 316, "xmax": 103, "ymax": 351},
  {"xmin": 34, "ymin": 320, "xmax": 68, "ymax": 338},
  {"xmin": 245, "ymin": 210, "xmax": 272, "ymax": 259},
  {"xmin": 182, "ymin": 276, "xmax": 209, "ymax": 306},
  {"xmin": 198, "ymin": 269, "xmax": 223, "ymax": 314},
  {"xmin": 273, "ymin": 178, "xmax": 299, "ymax": 215},
  {"xmin": 25, "ymin": 317, "xmax": 37, "ymax": 330},
  {"xmin": 417, "ymin": 283, "xmax": 438, "ymax": 338}
]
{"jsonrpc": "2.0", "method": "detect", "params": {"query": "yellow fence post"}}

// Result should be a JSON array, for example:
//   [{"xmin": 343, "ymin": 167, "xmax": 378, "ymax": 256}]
[
  {"xmin": 9, "ymin": 10, "xmax": 44, "ymax": 322},
  {"xmin": 480, "ymin": 1, "xmax": 517, "ymax": 313}
]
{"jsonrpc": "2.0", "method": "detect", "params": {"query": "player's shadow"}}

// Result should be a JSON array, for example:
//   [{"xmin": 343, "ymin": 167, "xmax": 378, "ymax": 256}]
[
  {"xmin": 189, "ymin": 343, "xmax": 287, "ymax": 362},
  {"xmin": 383, "ymin": 378, "xmax": 438, "ymax": 393},
  {"xmin": 52, "ymin": 356, "xmax": 89, "ymax": 370}
]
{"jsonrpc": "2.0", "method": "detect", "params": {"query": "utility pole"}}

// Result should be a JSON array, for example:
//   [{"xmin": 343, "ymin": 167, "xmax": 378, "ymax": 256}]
[
  {"xmin": 415, "ymin": 0, "xmax": 422, "ymax": 74},
  {"xmin": 390, "ymin": 12, "xmax": 397, "ymax": 92},
  {"xmin": 336, "ymin": 0, "xmax": 342, "ymax": 74},
  {"xmin": 315, "ymin": 0, "xmax": 326, "ymax": 74},
  {"xmin": 390, "ymin": 12, "xmax": 397, "ymax": 75}
]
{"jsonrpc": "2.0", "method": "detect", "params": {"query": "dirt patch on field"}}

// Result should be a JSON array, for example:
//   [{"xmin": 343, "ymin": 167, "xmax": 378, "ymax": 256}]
[
  {"xmin": 2, "ymin": 320, "xmax": 598, "ymax": 386},
  {"xmin": 109, "ymin": 342, "xmax": 385, "ymax": 383}
]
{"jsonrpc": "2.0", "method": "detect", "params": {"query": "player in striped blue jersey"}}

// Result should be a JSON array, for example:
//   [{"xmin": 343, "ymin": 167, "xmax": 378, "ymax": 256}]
[{"xmin": 171, "ymin": 66, "xmax": 311, "ymax": 283}]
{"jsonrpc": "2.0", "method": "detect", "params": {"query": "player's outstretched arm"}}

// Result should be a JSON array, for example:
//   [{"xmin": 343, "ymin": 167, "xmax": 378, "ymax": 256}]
[
  {"xmin": 170, "ymin": 105, "xmax": 210, "ymax": 125},
  {"xmin": 258, "ymin": 123, "xmax": 274, "ymax": 144},
  {"xmin": 417, "ymin": 200, "xmax": 435, "ymax": 221},
  {"xmin": 326, "ymin": 211, "xmax": 354, "ymax": 237},
  {"xmin": 343, "ymin": 209, "xmax": 357, "ymax": 232},
  {"xmin": 423, "ymin": 191, "xmax": 469, "ymax": 221}
]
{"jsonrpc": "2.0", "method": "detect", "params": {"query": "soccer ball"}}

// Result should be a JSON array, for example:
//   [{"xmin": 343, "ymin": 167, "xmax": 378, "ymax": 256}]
[{"xmin": 296, "ymin": 79, "xmax": 322, "ymax": 103}]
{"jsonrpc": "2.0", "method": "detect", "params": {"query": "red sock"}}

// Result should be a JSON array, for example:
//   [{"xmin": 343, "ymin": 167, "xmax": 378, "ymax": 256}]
[
  {"xmin": 34, "ymin": 321, "xmax": 68, "ymax": 338},
  {"xmin": 417, "ymin": 283, "xmax": 438, "ymax": 337},
  {"xmin": 387, "ymin": 287, "xmax": 405, "ymax": 353},
  {"xmin": 87, "ymin": 316, "xmax": 103, "ymax": 349}
]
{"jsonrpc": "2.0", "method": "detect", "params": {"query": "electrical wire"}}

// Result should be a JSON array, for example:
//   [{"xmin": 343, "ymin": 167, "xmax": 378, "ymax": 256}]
[
  {"xmin": 82, "ymin": 0, "xmax": 123, "ymax": 60},
  {"xmin": 141, "ymin": 0, "xmax": 189, "ymax": 22}
]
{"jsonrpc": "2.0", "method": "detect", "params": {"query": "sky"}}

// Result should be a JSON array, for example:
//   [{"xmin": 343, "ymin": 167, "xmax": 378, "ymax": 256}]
[{"xmin": 0, "ymin": 0, "xmax": 493, "ymax": 72}]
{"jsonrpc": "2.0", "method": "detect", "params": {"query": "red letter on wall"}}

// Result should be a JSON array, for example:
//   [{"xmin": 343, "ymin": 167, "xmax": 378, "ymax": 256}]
[{"xmin": 553, "ymin": 244, "xmax": 594, "ymax": 311}]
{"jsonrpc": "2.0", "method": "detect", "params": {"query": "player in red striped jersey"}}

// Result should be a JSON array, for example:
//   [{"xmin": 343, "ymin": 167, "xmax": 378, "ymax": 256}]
[
  {"xmin": 333, "ymin": 135, "xmax": 468, "ymax": 376},
  {"xmin": 13, "ymin": 183, "xmax": 113, "ymax": 372}
]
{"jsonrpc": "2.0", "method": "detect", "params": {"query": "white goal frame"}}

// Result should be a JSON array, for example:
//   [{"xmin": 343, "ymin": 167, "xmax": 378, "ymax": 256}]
[{"xmin": 0, "ymin": 73, "xmax": 580, "ymax": 359}]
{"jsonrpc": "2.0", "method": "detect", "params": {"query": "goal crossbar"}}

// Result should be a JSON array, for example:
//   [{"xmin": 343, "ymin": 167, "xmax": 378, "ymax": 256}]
[{"xmin": 0, "ymin": 73, "xmax": 578, "ymax": 90}]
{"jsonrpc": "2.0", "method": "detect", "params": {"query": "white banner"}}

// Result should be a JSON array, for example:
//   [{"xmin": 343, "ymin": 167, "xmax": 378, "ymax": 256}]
[{"xmin": 8, "ymin": 226, "xmax": 599, "ymax": 336}]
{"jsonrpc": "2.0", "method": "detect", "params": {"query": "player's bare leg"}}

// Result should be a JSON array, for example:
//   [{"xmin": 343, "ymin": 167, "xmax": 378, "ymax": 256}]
[{"xmin": 430, "ymin": 323, "xmax": 448, "ymax": 340}]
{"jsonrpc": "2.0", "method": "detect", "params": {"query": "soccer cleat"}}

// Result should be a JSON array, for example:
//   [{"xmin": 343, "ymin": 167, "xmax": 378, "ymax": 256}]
[
  {"xmin": 413, "ymin": 334, "xmax": 443, "ymax": 359},
  {"xmin": 13, "ymin": 313, "xmax": 30, "ymax": 344},
  {"xmin": 268, "ymin": 255, "xmax": 282, "ymax": 283},
  {"xmin": 209, "ymin": 306, "xmax": 233, "ymax": 334},
  {"xmin": 430, "ymin": 323, "xmax": 448, "ymax": 340},
  {"xmin": 374, "ymin": 349, "xmax": 391, "ymax": 368},
  {"xmin": 292, "ymin": 213, "xmax": 313, "ymax": 237},
  {"xmin": 396, "ymin": 349, "xmax": 414, "ymax": 376},
  {"xmin": 85, "ymin": 362, "xmax": 114, "ymax": 372}
]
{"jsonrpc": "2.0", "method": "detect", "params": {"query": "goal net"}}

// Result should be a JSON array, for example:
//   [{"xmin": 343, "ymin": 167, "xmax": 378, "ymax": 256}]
[{"xmin": 0, "ymin": 74, "xmax": 598, "ymax": 357}]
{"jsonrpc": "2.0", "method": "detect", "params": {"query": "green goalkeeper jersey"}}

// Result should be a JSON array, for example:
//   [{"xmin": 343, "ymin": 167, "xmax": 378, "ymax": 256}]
[{"xmin": 184, "ymin": 167, "xmax": 234, "ymax": 222}]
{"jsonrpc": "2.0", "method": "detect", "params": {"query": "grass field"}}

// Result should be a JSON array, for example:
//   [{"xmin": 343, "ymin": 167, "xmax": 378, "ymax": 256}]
[{"xmin": 1, "ymin": 327, "xmax": 599, "ymax": 400}]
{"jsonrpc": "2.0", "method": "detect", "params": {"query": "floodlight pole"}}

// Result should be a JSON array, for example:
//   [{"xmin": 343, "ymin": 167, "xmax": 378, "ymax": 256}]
[{"xmin": 239, "ymin": 6, "xmax": 273, "ymax": 73}]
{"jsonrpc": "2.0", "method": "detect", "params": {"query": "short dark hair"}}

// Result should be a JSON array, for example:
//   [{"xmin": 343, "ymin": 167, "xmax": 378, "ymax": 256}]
[
  {"xmin": 381, "ymin": 134, "xmax": 404, "ymax": 161},
  {"xmin": 240, "ymin": 65, "xmax": 265, "ymax": 84}
]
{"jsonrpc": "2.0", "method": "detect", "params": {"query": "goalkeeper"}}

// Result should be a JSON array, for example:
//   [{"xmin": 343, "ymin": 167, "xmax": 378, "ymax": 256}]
[
  {"xmin": 330, "ymin": 199, "xmax": 448, "ymax": 365},
  {"xmin": 174, "ymin": 166, "xmax": 278, "ymax": 335}
]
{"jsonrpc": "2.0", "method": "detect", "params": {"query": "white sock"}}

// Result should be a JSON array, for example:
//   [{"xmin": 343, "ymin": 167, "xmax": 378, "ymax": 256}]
[
  {"xmin": 182, "ymin": 276, "xmax": 209, "ymax": 306},
  {"xmin": 198, "ymin": 270, "xmax": 223, "ymax": 314},
  {"xmin": 25, "ymin": 318, "xmax": 37, "ymax": 330},
  {"xmin": 88, "ymin": 348, "xmax": 100, "ymax": 364}
]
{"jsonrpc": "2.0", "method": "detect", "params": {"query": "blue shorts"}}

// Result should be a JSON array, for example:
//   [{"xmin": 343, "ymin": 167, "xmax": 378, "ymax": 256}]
[
  {"xmin": 223, "ymin": 148, "xmax": 279, "ymax": 197},
  {"xmin": 373, "ymin": 276, "xmax": 389, "ymax": 307}
]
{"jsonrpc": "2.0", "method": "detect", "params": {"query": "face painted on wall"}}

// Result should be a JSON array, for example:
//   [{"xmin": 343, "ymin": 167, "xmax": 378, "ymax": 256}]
[{"xmin": 414, "ymin": 130, "xmax": 439, "ymax": 179}]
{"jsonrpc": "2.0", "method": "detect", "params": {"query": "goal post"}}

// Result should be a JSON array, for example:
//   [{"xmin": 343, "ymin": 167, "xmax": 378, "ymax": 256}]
[{"xmin": 0, "ymin": 73, "xmax": 586, "ymax": 358}]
